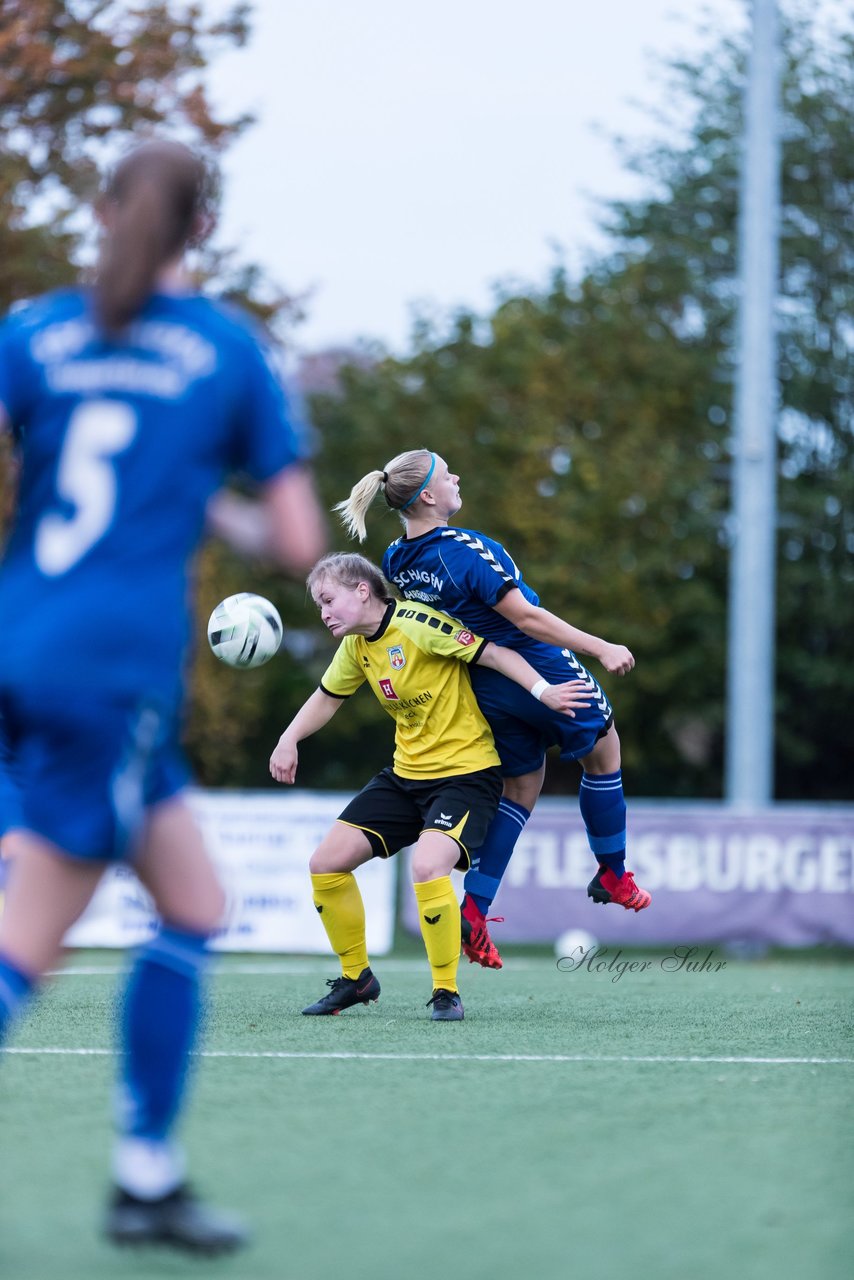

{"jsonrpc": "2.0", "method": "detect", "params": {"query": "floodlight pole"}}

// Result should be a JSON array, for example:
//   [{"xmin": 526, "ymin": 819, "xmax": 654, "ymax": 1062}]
[{"xmin": 725, "ymin": 0, "xmax": 781, "ymax": 805}]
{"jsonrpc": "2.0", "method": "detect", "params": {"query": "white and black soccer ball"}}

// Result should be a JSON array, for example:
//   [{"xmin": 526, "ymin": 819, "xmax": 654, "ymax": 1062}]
[{"xmin": 207, "ymin": 593, "xmax": 283, "ymax": 669}]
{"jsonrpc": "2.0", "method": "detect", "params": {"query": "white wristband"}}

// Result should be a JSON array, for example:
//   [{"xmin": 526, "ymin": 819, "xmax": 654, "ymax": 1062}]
[{"xmin": 530, "ymin": 678, "xmax": 549, "ymax": 701}]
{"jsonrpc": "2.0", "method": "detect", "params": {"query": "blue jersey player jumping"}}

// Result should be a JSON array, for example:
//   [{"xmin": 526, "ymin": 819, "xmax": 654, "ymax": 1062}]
[
  {"xmin": 335, "ymin": 449, "xmax": 651, "ymax": 969},
  {"xmin": 0, "ymin": 140, "xmax": 326, "ymax": 1253}
]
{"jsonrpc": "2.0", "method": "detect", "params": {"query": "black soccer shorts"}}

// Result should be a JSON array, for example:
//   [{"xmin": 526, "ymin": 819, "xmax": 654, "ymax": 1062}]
[{"xmin": 337, "ymin": 765, "xmax": 502, "ymax": 870}]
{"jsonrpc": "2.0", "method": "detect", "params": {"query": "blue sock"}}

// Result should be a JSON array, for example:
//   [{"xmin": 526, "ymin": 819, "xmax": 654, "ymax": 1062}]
[
  {"xmin": 465, "ymin": 798, "xmax": 530, "ymax": 914},
  {"xmin": 0, "ymin": 952, "xmax": 35, "ymax": 1045},
  {"xmin": 118, "ymin": 925, "xmax": 210, "ymax": 1141},
  {"xmin": 579, "ymin": 770, "xmax": 627, "ymax": 878}
]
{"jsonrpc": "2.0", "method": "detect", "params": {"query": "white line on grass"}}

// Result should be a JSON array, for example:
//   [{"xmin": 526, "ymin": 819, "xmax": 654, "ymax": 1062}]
[
  {"xmin": 51, "ymin": 960, "xmax": 545, "ymax": 976},
  {"xmin": 4, "ymin": 1047, "xmax": 852, "ymax": 1065}
]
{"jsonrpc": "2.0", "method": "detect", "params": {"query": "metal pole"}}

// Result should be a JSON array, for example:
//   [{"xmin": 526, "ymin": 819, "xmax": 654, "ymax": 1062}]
[{"xmin": 725, "ymin": 0, "xmax": 781, "ymax": 805}]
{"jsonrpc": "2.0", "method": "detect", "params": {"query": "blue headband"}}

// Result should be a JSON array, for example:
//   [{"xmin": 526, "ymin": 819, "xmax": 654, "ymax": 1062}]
[{"xmin": 399, "ymin": 453, "xmax": 436, "ymax": 511}]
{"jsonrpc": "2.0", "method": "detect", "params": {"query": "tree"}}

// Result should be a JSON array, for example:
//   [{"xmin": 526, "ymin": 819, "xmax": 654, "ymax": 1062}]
[
  {"xmin": 3, "ymin": 6, "xmax": 849, "ymax": 799},
  {"xmin": 308, "ymin": 9, "xmax": 852, "ymax": 800},
  {"xmin": 0, "ymin": 1, "xmax": 256, "ymax": 304},
  {"xmin": 310, "ymin": 268, "xmax": 729, "ymax": 796},
  {"xmin": 601, "ymin": 8, "xmax": 853, "ymax": 799},
  {"xmin": 0, "ymin": 1, "xmax": 314, "ymax": 788}
]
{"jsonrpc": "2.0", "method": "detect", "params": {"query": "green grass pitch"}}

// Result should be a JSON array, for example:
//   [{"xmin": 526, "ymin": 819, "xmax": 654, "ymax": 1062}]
[{"xmin": 1, "ymin": 948, "xmax": 852, "ymax": 1280}]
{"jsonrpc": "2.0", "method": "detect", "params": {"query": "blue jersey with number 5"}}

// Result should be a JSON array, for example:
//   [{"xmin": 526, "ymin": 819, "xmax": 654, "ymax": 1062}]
[{"xmin": 0, "ymin": 287, "xmax": 304, "ymax": 702}]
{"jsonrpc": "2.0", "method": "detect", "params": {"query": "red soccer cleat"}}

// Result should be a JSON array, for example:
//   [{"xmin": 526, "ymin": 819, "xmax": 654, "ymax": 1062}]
[
  {"xmin": 460, "ymin": 895, "xmax": 504, "ymax": 969},
  {"xmin": 587, "ymin": 867, "xmax": 652, "ymax": 912}
]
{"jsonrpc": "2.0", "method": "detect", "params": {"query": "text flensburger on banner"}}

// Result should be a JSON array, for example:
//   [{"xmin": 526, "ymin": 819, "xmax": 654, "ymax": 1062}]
[{"xmin": 402, "ymin": 803, "xmax": 854, "ymax": 947}]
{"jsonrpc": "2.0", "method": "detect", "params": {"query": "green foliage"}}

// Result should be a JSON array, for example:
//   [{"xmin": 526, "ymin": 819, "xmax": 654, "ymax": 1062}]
[
  {"xmin": 307, "ymin": 12, "xmax": 852, "ymax": 800},
  {"xmin": 0, "ymin": 1, "xmax": 310, "ymax": 785},
  {"xmin": 311, "ymin": 266, "xmax": 730, "ymax": 796},
  {"xmin": 603, "ymin": 12, "xmax": 854, "ymax": 798},
  {"xmin": 1, "ymin": 5, "xmax": 849, "ymax": 799},
  {"xmin": 0, "ymin": 0, "xmax": 254, "ymax": 313},
  {"xmin": 186, "ymin": 542, "xmax": 304, "ymax": 786}
]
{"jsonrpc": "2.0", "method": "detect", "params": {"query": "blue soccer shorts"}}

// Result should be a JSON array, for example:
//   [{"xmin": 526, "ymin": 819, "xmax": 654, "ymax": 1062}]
[
  {"xmin": 470, "ymin": 659, "xmax": 614, "ymax": 777},
  {"xmin": 0, "ymin": 689, "xmax": 189, "ymax": 862}
]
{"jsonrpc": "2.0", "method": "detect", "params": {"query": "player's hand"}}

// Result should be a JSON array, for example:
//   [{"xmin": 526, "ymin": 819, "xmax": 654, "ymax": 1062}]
[
  {"xmin": 270, "ymin": 737, "xmax": 298, "ymax": 784},
  {"xmin": 541, "ymin": 679, "xmax": 593, "ymax": 716},
  {"xmin": 598, "ymin": 643, "xmax": 635, "ymax": 676}
]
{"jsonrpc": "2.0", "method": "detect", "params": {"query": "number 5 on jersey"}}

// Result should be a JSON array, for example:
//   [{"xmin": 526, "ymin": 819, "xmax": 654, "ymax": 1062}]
[{"xmin": 34, "ymin": 401, "xmax": 137, "ymax": 577}]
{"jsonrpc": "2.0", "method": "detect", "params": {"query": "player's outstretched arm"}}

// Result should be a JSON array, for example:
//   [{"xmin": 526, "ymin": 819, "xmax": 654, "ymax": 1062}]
[
  {"xmin": 206, "ymin": 465, "xmax": 327, "ymax": 576},
  {"xmin": 205, "ymin": 489, "xmax": 272, "ymax": 559},
  {"xmin": 476, "ymin": 643, "xmax": 592, "ymax": 716},
  {"xmin": 494, "ymin": 588, "xmax": 635, "ymax": 676},
  {"xmin": 270, "ymin": 689, "xmax": 343, "ymax": 784},
  {"xmin": 263, "ymin": 465, "xmax": 327, "ymax": 575}
]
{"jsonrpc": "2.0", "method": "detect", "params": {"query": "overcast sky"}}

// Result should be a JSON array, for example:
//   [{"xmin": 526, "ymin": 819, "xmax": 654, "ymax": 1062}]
[{"xmin": 206, "ymin": 0, "xmax": 847, "ymax": 354}]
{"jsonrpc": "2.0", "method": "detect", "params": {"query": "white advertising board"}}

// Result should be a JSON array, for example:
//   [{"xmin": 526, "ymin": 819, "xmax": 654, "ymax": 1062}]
[{"xmin": 65, "ymin": 790, "xmax": 397, "ymax": 954}]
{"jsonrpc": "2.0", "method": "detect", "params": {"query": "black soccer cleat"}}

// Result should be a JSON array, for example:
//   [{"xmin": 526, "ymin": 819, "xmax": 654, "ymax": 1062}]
[
  {"xmin": 426, "ymin": 988, "xmax": 464, "ymax": 1021},
  {"xmin": 302, "ymin": 967, "xmax": 381, "ymax": 1015},
  {"xmin": 104, "ymin": 1184, "xmax": 248, "ymax": 1255}
]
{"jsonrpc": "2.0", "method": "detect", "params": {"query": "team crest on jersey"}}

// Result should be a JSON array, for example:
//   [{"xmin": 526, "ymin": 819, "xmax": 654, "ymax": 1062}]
[
  {"xmin": 378, "ymin": 677, "xmax": 398, "ymax": 700},
  {"xmin": 454, "ymin": 628, "xmax": 476, "ymax": 647},
  {"xmin": 387, "ymin": 645, "xmax": 406, "ymax": 670}
]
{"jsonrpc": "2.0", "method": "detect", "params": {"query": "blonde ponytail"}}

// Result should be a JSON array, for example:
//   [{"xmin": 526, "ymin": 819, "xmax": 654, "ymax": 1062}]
[
  {"xmin": 334, "ymin": 449, "xmax": 434, "ymax": 541},
  {"xmin": 333, "ymin": 471, "xmax": 386, "ymax": 542}
]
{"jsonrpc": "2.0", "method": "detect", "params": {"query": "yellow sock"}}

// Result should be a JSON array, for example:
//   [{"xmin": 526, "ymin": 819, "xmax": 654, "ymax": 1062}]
[
  {"xmin": 413, "ymin": 877, "xmax": 460, "ymax": 992},
  {"xmin": 311, "ymin": 872, "xmax": 369, "ymax": 979}
]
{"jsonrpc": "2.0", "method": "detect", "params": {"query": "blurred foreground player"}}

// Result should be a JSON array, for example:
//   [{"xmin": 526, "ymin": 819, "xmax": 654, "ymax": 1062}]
[
  {"xmin": 0, "ymin": 139, "xmax": 325, "ymax": 1254},
  {"xmin": 0, "ymin": 712, "xmax": 23, "ymax": 886}
]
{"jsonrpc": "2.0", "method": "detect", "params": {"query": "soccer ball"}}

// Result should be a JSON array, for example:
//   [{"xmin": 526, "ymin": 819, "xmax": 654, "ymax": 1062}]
[
  {"xmin": 554, "ymin": 928, "xmax": 597, "ymax": 960},
  {"xmin": 207, "ymin": 593, "xmax": 283, "ymax": 669}
]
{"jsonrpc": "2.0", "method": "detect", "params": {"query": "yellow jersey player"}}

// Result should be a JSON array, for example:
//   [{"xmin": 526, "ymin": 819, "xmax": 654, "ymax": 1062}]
[{"xmin": 269, "ymin": 552, "xmax": 591, "ymax": 1020}]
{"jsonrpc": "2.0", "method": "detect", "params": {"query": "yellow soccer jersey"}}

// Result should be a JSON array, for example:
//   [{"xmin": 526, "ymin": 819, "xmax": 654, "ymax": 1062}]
[{"xmin": 319, "ymin": 600, "xmax": 500, "ymax": 779}]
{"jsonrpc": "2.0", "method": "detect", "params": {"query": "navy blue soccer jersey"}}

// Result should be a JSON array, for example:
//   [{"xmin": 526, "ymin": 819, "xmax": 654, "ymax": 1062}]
[
  {"xmin": 0, "ymin": 287, "xmax": 305, "ymax": 702},
  {"xmin": 385, "ymin": 526, "xmax": 570, "ymax": 682},
  {"xmin": 383, "ymin": 526, "xmax": 613, "ymax": 773}
]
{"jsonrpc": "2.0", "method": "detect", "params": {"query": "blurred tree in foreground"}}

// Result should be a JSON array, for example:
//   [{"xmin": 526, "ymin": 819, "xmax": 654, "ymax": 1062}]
[
  {"xmin": 0, "ymin": 0, "xmax": 251, "ymax": 306},
  {"xmin": 308, "ymin": 11, "xmax": 852, "ymax": 800}
]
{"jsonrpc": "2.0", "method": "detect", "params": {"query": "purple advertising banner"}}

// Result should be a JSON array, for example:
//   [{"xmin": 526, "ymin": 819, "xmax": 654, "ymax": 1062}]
[{"xmin": 402, "ymin": 803, "xmax": 854, "ymax": 947}]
